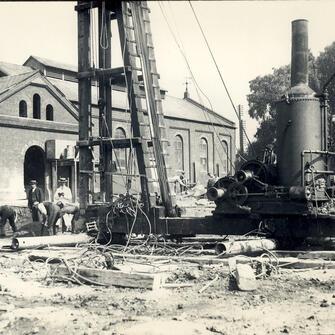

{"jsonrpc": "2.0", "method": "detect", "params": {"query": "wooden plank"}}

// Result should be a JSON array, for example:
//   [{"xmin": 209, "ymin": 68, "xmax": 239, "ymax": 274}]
[
  {"xmin": 50, "ymin": 264, "xmax": 164, "ymax": 290},
  {"xmin": 25, "ymin": 248, "xmax": 335, "ymax": 270},
  {"xmin": 297, "ymin": 250, "xmax": 335, "ymax": 261},
  {"xmin": 112, "ymin": 253, "xmax": 335, "ymax": 269}
]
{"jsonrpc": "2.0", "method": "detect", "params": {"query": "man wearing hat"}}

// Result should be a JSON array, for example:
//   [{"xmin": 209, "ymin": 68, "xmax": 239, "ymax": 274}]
[
  {"xmin": 27, "ymin": 180, "xmax": 44, "ymax": 223},
  {"xmin": 54, "ymin": 177, "xmax": 73, "ymax": 231},
  {"xmin": 54, "ymin": 177, "xmax": 72, "ymax": 204}
]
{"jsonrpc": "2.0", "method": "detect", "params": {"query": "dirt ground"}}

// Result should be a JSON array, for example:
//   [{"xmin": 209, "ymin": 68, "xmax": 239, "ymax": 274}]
[{"xmin": 0, "ymin": 248, "xmax": 334, "ymax": 335}]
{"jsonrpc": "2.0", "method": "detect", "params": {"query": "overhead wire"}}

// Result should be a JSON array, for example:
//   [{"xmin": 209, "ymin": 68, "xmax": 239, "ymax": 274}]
[
  {"xmin": 161, "ymin": 1, "xmax": 232, "ymax": 169},
  {"xmin": 164, "ymin": 0, "xmax": 246, "ymax": 166},
  {"xmin": 187, "ymin": 0, "xmax": 256, "ymax": 156},
  {"xmin": 159, "ymin": 1, "xmax": 237, "ymax": 171}
]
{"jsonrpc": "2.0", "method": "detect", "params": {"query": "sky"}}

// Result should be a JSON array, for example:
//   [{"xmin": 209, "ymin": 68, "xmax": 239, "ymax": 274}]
[{"xmin": 1, "ymin": 1, "xmax": 335, "ymax": 144}]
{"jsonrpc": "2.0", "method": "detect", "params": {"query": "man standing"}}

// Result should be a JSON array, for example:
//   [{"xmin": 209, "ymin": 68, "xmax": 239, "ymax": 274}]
[
  {"xmin": 54, "ymin": 178, "xmax": 73, "ymax": 232},
  {"xmin": 54, "ymin": 178, "xmax": 72, "ymax": 203},
  {"xmin": 0, "ymin": 205, "xmax": 17, "ymax": 236},
  {"xmin": 28, "ymin": 180, "xmax": 44, "ymax": 223}
]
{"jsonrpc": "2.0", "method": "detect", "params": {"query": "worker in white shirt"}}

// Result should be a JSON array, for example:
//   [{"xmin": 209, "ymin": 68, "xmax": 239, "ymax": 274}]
[
  {"xmin": 54, "ymin": 177, "xmax": 72, "ymax": 204},
  {"xmin": 54, "ymin": 178, "xmax": 73, "ymax": 232}
]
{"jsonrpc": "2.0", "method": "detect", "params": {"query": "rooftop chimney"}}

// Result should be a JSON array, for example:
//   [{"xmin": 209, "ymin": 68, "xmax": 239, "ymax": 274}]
[{"xmin": 291, "ymin": 19, "xmax": 309, "ymax": 87}]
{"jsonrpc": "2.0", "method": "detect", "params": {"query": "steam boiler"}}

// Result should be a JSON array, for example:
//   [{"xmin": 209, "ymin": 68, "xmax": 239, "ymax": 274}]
[{"xmin": 209, "ymin": 20, "xmax": 335, "ymax": 240}]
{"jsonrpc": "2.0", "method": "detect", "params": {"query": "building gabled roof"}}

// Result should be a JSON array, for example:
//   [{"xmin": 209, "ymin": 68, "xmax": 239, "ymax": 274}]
[
  {"xmin": 163, "ymin": 94, "xmax": 235, "ymax": 127},
  {"xmin": 0, "ymin": 70, "xmax": 78, "ymax": 121},
  {"xmin": 21, "ymin": 56, "xmax": 235, "ymax": 127},
  {"xmin": 24, "ymin": 55, "xmax": 77, "ymax": 73},
  {"xmin": 47, "ymin": 77, "xmax": 235, "ymax": 127},
  {"xmin": 184, "ymin": 96, "xmax": 235, "ymax": 126},
  {"xmin": 0, "ymin": 61, "xmax": 33, "ymax": 76},
  {"xmin": 0, "ymin": 71, "xmax": 38, "ymax": 95}
]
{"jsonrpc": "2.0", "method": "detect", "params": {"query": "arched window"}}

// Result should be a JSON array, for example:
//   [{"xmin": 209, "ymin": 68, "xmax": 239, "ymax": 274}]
[
  {"xmin": 115, "ymin": 127, "xmax": 127, "ymax": 169},
  {"xmin": 46, "ymin": 104, "xmax": 54, "ymax": 121},
  {"xmin": 200, "ymin": 137, "xmax": 208, "ymax": 172},
  {"xmin": 19, "ymin": 100, "xmax": 27, "ymax": 117},
  {"xmin": 33, "ymin": 94, "xmax": 41, "ymax": 119},
  {"xmin": 222, "ymin": 140, "xmax": 229, "ymax": 175},
  {"xmin": 174, "ymin": 135, "xmax": 184, "ymax": 172}
]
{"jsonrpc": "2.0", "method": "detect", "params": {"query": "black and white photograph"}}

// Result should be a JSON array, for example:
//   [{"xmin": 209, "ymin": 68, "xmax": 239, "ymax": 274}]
[{"xmin": 0, "ymin": 0, "xmax": 334, "ymax": 334}]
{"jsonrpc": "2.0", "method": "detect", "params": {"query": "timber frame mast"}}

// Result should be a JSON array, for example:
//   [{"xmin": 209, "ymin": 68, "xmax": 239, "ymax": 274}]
[{"xmin": 75, "ymin": 1, "xmax": 174, "ymax": 217}]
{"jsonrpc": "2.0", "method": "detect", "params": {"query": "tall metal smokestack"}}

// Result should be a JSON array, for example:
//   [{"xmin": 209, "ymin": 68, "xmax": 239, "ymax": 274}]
[
  {"xmin": 276, "ymin": 19, "xmax": 323, "ymax": 187},
  {"xmin": 291, "ymin": 19, "xmax": 309, "ymax": 87}
]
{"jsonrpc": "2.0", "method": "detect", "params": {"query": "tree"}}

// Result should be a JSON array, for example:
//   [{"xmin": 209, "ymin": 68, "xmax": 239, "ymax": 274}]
[
  {"xmin": 247, "ymin": 65, "xmax": 290, "ymax": 122},
  {"xmin": 245, "ymin": 51, "xmax": 321, "ymax": 160},
  {"xmin": 316, "ymin": 42, "xmax": 335, "ymax": 110},
  {"xmin": 245, "ymin": 65, "xmax": 290, "ymax": 159}
]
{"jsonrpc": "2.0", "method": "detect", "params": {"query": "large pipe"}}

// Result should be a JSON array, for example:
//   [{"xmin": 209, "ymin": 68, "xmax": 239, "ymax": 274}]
[
  {"xmin": 207, "ymin": 187, "xmax": 226, "ymax": 201},
  {"xmin": 11, "ymin": 233, "xmax": 93, "ymax": 250},
  {"xmin": 215, "ymin": 239, "xmax": 278, "ymax": 256},
  {"xmin": 291, "ymin": 19, "xmax": 308, "ymax": 87}
]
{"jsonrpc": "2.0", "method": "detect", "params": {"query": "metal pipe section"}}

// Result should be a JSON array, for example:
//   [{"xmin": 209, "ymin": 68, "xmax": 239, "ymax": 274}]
[
  {"xmin": 236, "ymin": 170, "xmax": 253, "ymax": 183},
  {"xmin": 301, "ymin": 150, "xmax": 335, "ymax": 186},
  {"xmin": 207, "ymin": 187, "xmax": 226, "ymax": 201},
  {"xmin": 291, "ymin": 19, "xmax": 308, "ymax": 87},
  {"xmin": 215, "ymin": 239, "xmax": 278, "ymax": 256},
  {"xmin": 11, "ymin": 233, "xmax": 93, "ymax": 251}
]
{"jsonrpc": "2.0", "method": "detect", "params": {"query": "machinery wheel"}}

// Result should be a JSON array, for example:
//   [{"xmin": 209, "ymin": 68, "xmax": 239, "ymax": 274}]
[
  {"xmin": 227, "ymin": 182, "xmax": 248, "ymax": 206},
  {"xmin": 240, "ymin": 160, "xmax": 274, "ymax": 184},
  {"xmin": 214, "ymin": 176, "xmax": 236, "ymax": 190}
]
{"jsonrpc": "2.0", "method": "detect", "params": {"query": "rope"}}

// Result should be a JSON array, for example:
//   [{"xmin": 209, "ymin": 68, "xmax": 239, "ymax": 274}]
[
  {"xmin": 158, "ymin": 1, "xmax": 237, "ymax": 171},
  {"xmin": 188, "ymin": 1, "xmax": 256, "ymax": 156}
]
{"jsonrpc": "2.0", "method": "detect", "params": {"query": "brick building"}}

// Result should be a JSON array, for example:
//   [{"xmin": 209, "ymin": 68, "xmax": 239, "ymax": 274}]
[{"xmin": 0, "ymin": 56, "xmax": 236, "ymax": 204}]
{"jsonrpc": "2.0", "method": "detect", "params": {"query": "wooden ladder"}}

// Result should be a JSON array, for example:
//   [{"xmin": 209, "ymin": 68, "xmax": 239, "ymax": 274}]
[{"xmin": 116, "ymin": 1, "xmax": 175, "ymax": 216}]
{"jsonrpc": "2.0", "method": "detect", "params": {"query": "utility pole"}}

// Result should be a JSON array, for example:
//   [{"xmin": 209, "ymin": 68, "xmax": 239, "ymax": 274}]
[
  {"xmin": 98, "ymin": 2, "xmax": 113, "ymax": 202},
  {"xmin": 238, "ymin": 104, "xmax": 245, "ymax": 153},
  {"xmin": 77, "ymin": 2, "xmax": 92, "ymax": 212}
]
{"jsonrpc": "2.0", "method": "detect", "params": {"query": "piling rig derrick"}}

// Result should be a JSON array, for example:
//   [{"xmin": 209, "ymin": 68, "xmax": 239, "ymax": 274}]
[{"xmin": 76, "ymin": 3, "xmax": 335, "ymax": 243}]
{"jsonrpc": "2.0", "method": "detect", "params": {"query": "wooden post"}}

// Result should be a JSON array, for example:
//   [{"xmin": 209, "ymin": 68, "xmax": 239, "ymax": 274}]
[
  {"xmin": 192, "ymin": 162, "xmax": 196, "ymax": 184},
  {"xmin": 238, "ymin": 105, "xmax": 244, "ymax": 154},
  {"xmin": 77, "ymin": 2, "xmax": 92, "ymax": 211},
  {"xmin": 51, "ymin": 160, "xmax": 57, "ymax": 201},
  {"xmin": 98, "ymin": 2, "xmax": 113, "ymax": 202},
  {"xmin": 70, "ymin": 161, "xmax": 76, "ymax": 203}
]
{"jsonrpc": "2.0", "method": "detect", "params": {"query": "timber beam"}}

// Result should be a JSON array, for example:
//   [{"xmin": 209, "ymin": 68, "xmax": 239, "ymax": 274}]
[
  {"xmin": 77, "ymin": 137, "xmax": 142, "ymax": 149},
  {"xmin": 77, "ymin": 66, "xmax": 131, "ymax": 80},
  {"xmin": 75, "ymin": 1, "xmax": 120, "ymax": 16}
]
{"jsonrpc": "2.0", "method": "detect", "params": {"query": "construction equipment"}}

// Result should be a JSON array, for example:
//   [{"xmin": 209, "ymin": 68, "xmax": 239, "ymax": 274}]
[
  {"xmin": 208, "ymin": 20, "xmax": 335, "ymax": 242},
  {"xmin": 76, "ymin": 2, "xmax": 335, "ymax": 245}
]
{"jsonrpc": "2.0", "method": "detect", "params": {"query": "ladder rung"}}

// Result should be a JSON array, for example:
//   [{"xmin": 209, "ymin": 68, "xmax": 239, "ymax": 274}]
[
  {"xmin": 129, "ymin": 52, "xmax": 140, "ymax": 58},
  {"xmin": 140, "ymin": 5, "xmax": 151, "ymax": 11},
  {"xmin": 131, "ymin": 66, "xmax": 143, "ymax": 72},
  {"xmin": 125, "ymin": 25, "xmax": 134, "ymax": 30},
  {"xmin": 148, "ymin": 165, "xmax": 170, "ymax": 169}
]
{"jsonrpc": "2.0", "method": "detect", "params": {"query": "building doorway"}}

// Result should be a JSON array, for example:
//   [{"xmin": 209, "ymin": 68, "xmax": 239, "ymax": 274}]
[{"xmin": 24, "ymin": 146, "xmax": 45, "ymax": 193}]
